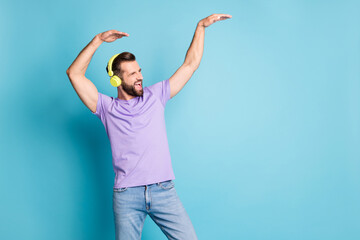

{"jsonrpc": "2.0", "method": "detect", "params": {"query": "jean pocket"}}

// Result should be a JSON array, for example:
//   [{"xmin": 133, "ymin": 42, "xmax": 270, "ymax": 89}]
[
  {"xmin": 113, "ymin": 187, "xmax": 128, "ymax": 192},
  {"xmin": 159, "ymin": 180, "xmax": 175, "ymax": 190}
]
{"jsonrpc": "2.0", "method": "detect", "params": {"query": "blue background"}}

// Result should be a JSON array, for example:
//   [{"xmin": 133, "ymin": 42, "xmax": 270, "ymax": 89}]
[{"xmin": 1, "ymin": 0, "xmax": 359, "ymax": 239}]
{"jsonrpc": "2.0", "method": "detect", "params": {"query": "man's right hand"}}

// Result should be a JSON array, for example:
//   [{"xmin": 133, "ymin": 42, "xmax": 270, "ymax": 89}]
[{"xmin": 98, "ymin": 30, "xmax": 129, "ymax": 43}]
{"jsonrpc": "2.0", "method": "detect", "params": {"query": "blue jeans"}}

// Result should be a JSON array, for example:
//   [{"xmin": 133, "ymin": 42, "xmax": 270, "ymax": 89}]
[{"xmin": 113, "ymin": 180, "xmax": 198, "ymax": 240}]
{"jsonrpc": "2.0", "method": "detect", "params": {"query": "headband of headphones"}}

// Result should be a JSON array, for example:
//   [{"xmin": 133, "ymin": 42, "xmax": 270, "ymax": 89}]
[{"xmin": 107, "ymin": 53, "xmax": 120, "ymax": 77}]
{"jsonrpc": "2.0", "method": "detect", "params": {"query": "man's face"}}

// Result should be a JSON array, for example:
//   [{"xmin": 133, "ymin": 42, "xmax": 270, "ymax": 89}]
[{"xmin": 119, "ymin": 61, "xmax": 143, "ymax": 97}]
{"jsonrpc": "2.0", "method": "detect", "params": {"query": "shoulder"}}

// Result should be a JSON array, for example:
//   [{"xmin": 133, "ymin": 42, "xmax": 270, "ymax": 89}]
[
  {"xmin": 147, "ymin": 79, "xmax": 169, "ymax": 93},
  {"xmin": 98, "ymin": 92, "xmax": 115, "ymax": 106},
  {"xmin": 92, "ymin": 92, "xmax": 115, "ymax": 118},
  {"xmin": 145, "ymin": 79, "xmax": 170, "ymax": 107}
]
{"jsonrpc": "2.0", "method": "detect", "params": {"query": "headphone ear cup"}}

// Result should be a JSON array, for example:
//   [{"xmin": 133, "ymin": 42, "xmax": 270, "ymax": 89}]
[{"xmin": 110, "ymin": 75, "xmax": 122, "ymax": 87}]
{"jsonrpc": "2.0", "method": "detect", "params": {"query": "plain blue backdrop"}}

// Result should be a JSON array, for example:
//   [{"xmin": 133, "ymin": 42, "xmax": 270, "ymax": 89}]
[{"xmin": 1, "ymin": 0, "xmax": 359, "ymax": 239}]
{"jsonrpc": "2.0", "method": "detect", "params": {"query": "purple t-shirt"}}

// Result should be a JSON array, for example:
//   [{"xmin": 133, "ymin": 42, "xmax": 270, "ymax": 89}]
[{"xmin": 92, "ymin": 79, "xmax": 175, "ymax": 188}]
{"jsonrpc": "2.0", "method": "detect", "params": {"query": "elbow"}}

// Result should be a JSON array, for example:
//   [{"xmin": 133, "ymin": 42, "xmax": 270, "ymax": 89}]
[
  {"xmin": 66, "ymin": 68, "xmax": 77, "ymax": 80},
  {"xmin": 184, "ymin": 62, "xmax": 200, "ymax": 72},
  {"xmin": 66, "ymin": 68, "xmax": 84, "ymax": 78},
  {"xmin": 193, "ymin": 63, "xmax": 200, "ymax": 70},
  {"xmin": 190, "ymin": 63, "xmax": 200, "ymax": 72},
  {"xmin": 66, "ymin": 68, "xmax": 75, "ymax": 82}
]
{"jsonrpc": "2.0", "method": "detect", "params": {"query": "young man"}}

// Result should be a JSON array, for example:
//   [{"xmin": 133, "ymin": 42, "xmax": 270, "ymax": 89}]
[{"xmin": 66, "ymin": 13, "xmax": 231, "ymax": 240}]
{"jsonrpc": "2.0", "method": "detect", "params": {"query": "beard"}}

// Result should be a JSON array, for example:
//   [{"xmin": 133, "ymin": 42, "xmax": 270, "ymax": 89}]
[{"xmin": 122, "ymin": 81, "xmax": 143, "ymax": 97}]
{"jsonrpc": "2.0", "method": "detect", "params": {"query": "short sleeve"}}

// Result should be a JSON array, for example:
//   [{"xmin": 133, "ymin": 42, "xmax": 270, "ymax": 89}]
[
  {"xmin": 92, "ymin": 92, "xmax": 112, "ymax": 121},
  {"xmin": 147, "ymin": 79, "xmax": 171, "ymax": 107}
]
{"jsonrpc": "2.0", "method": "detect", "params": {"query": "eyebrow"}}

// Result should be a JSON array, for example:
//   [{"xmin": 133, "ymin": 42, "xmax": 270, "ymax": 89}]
[{"xmin": 128, "ymin": 68, "xmax": 141, "ymax": 76}]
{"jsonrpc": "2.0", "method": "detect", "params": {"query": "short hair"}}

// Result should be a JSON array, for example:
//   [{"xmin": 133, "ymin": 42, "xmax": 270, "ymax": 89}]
[{"xmin": 106, "ymin": 52, "xmax": 136, "ymax": 78}]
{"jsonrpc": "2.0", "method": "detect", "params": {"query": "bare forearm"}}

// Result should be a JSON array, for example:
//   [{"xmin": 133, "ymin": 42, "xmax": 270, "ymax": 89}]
[
  {"xmin": 182, "ymin": 14, "xmax": 232, "ymax": 71},
  {"xmin": 66, "ymin": 34, "xmax": 104, "ymax": 76},
  {"xmin": 183, "ymin": 22, "xmax": 205, "ymax": 70}
]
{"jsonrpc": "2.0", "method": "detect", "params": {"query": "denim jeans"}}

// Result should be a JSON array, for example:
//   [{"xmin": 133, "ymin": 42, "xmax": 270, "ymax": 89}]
[{"xmin": 113, "ymin": 180, "xmax": 198, "ymax": 240}]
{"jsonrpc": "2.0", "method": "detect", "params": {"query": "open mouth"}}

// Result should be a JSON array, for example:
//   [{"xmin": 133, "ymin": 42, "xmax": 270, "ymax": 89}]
[{"xmin": 135, "ymin": 81, "xmax": 142, "ymax": 90}]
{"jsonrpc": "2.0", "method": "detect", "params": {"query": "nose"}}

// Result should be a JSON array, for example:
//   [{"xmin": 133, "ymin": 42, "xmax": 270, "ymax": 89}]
[{"xmin": 137, "ymin": 72, "xmax": 143, "ymax": 79}]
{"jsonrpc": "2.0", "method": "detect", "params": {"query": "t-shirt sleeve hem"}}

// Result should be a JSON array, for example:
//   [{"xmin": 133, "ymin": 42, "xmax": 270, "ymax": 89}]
[
  {"xmin": 92, "ymin": 92, "xmax": 102, "ymax": 118},
  {"xmin": 164, "ymin": 79, "xmax": 171, "ymax": 106}
]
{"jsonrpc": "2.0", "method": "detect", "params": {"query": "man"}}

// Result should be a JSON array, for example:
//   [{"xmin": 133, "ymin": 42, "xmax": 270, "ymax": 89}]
[{"xmin": 66, "ymin": 13, "xmax": 231, "ymax": 240}]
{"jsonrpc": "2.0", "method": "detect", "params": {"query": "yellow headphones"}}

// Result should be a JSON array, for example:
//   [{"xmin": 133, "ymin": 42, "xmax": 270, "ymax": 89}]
[{"xmin": 107, "ymin": 54, "xmax": 122, "ymax": 87}]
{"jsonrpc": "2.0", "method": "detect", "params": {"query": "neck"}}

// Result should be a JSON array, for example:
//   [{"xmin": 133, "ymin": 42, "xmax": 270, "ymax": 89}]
[{"xmin": 117, "ymin": 87, "xmax": 136, "ymax": 101}]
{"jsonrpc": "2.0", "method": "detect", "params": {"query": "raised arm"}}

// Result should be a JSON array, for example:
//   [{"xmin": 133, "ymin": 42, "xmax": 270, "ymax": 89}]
[
  {"xmin": 66, "ymin": 30, "xmax": 129, "ymax": 113},
  {"xmin": 168, "ymin": 14, "xmax": 232, "ymax": 99}
]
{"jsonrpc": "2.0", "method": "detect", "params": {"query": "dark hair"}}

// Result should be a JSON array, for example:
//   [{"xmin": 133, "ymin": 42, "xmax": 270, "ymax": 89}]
[{"xmin": 106, "ymin": 52, "xmax": 136, "ymax": 78}]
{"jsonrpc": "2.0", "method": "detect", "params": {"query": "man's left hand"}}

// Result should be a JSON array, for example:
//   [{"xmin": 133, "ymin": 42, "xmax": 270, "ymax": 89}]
[{"xmin": 198, "ymin": 14, "xmax": 232, "ymax": 28}]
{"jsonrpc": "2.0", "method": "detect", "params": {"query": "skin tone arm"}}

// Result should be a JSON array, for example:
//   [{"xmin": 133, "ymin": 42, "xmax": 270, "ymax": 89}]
[
  {"xmin": 168, "ymin": 14, "xmax": 232, "ymax": 99},
  {"xmin": 66, "ymin": 30, "xmax": 129, "ymax": 113}
]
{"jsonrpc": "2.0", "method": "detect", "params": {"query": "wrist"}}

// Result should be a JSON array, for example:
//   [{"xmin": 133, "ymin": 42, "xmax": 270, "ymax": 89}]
[
  {"xmin": 197, "ymin": 21, "xmax": 205, "ymax": 29},
  {"xmin": 92, "ymin": 34, "xmax": 104, "ymax": 47}
]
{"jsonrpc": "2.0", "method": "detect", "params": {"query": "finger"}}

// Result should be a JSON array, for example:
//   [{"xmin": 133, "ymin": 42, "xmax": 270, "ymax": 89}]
[
  {"xmin": 218, "ymin": 14, "xmax": 232, "ymax": 18},
  {"xmin": 219, "ymin": 16, "xmax": 231, "ymax": 20},
  {"xmin": 113, "ymin": 30, "xmax": 129, "ymax": 37},
  {"xmin": 114, "ymin": 33, "xmax": 129, "ymax": 38},
  {"xmin": 215, "ymin": 14, "xmax": 232, "ymax": 20},
  {"xmin": 119, "ymin": 32, "xmax": 129, "ymax": 36}
]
